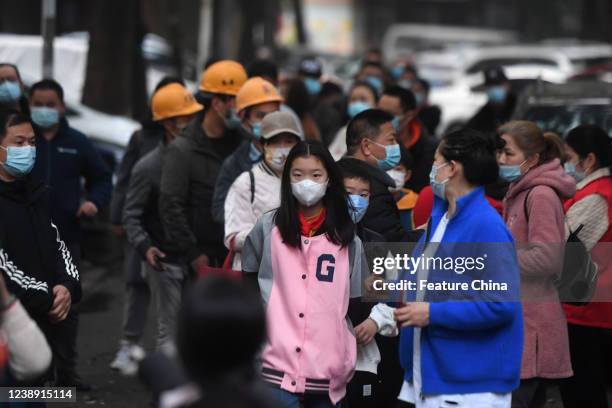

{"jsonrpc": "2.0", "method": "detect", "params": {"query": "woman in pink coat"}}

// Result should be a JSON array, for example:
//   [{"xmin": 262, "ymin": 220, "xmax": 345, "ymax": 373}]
[{"xmin": 497, "ymin": 121, "xmax": 575, "ymax": 408}]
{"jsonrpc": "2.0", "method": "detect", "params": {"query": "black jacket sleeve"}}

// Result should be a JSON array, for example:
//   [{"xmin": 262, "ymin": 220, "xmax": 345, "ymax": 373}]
[
  {"xmin": 50, "ymin": 223, "xmax": 82, "ymax": 304},
  {"xmin": 81, "ymin": 136, "xmax": 112, "ymax": 212},
  {"xmin": 362, "ymin": 188, "xmax": 408, "ymax": 243},
  {"xmin": 0, "ymin": 248, "xmax": 54, "ymax": 317},
  {"xmin": 211, "ymin": 154, "xmax": 238, "ymax": 225},
  {"xmin": 110, "ymin": 131, "xmax": 142, "ymax": 225},
  {"xmin": 123, "ymin": 161, "xmax": 154, "ymax": 259},
  {"xmin": 159, "ymin": 142, "xmax": 200, "ymax": 263}
]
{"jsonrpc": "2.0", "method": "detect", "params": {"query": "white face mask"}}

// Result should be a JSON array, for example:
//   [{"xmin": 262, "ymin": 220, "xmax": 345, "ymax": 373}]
[
  {"xmin": 386, "ymin": 169, "xmax": 406, "ymax": 192},
  {"xmin": 291, "ymin": 179, "xmax": 328, "ymax": 206},
  {"xmin": 265, "ymin": 146, "xmax": 292, "ymax": 172}
]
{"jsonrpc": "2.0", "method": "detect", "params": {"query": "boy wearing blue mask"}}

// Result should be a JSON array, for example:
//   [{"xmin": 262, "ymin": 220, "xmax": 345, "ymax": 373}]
[{"xmin": 338, "ymin": 158, "xmax": 405, "ymax": 408}]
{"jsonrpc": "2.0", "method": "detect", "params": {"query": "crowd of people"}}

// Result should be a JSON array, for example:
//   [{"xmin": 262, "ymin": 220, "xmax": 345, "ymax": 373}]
[{"xmin": 0, "ymin": 45, "xmax": 610, "ymax": 408}]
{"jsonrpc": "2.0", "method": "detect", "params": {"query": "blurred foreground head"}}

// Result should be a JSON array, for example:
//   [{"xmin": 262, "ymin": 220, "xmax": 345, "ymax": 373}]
[{"xmin": 177, "ymin": 276, "xmax": 265, "ymax": 386}]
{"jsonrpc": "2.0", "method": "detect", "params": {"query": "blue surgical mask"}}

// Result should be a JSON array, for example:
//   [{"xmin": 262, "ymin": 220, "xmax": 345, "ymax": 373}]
[
  {"xmin": 31, "ymin": 107, "xmax": 60, "ymax": 128},
  {"xmin": 429, "ymin": 162, "xmax": 449, "ymax": 199},
  {"xmin": 347, "ymin": 101, "xmax": 370, "ymax": 118},
  {"xmin": 347, "ymin": 194, "xmax": 369, "ymax": 224},
  {"xmin": 487, "ymin": 86, "xmax": 507, "ymax": 104},
  {"xmin": 224, "ymin": 108, "xmax": 241, "ymax": 129},
  {"xmin": 414, "ymin": 92, "xmax": 425, "ymax": 107},
  {"xmin": 303, "ymin": 78, "xmax": 321, "ymax": 96},
  {"xmin": 499, "ymin": 160, "xmax": 527, "ymax": 182},
  {"xmin": 0, "ymin": 81, "xmax": 21, "ymax": 103},
  {"xmin": 398, "ymin": 79, "xmax": 412, "ymax": 90},
  {"xmin": 564, "ymin": 162, "xmax": 586, "ymax": 182},
  {"xmin": 372, "ymin": 141, "xmax": 401, "ymax": 171},
  {"xmin": 365, "ymin": 76, "xmax": 383, "ymax": 94},
  {"xmin": 1, "ymin": 145, "xmax": 36, "ymax": 178},
  {"xmin": 250, "ymin": 121, "xmax": 262, "ymax": 140},
  {"xmin": 391, "ymin": 66, "xmax": 405, "ymax": 80},
  {"xmin": 391, "ymin": 115, "xmax": 403, "ymax": 132}
]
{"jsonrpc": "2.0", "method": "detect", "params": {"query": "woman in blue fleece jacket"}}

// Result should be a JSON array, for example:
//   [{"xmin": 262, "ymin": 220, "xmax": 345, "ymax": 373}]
[{"xmin": 394, "ymin": 128, "xmax": 523, "ymax": 408}]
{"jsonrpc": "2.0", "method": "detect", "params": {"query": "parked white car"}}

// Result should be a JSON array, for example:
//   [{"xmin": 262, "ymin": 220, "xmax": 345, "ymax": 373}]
[{"xmin": 382, "ymin": 24, "xmax": 518, "ymax": 66}]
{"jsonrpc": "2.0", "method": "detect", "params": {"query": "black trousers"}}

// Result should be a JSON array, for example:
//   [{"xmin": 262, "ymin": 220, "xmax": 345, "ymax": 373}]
[
  {"xmin": 559, "ymin": 323, "xmax": 610, "ymax": 408},
  {"xmin": 39, "ymin": 309, "xmax": 80, "ymax": 384},
  {"xmin": 346, "ymin": 371, "xmax": 380, "ymax": 408}
]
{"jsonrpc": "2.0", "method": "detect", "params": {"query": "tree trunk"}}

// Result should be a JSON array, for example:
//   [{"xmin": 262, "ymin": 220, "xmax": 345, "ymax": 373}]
[{"xmin": 82, "ymin": 0, "xmax": 147, "ymax": 121}]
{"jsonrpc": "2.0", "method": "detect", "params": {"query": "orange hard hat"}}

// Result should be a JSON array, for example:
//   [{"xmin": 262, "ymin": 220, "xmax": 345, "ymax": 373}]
[
  {"xmin": 235, "ymin": 77, "xmax": 283, "ymax": 113},
  {"xmin": 199, "ymin": 60, "xmax": 248, "ymax": 96},
  {"xmin": 152, "ymin": 83, "xmax": 204, "ymax": 121}
]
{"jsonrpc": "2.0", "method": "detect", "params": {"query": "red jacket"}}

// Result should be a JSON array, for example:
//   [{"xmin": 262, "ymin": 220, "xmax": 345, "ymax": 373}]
[{"xmin": 563, "ymin": 174, "xmax": 612, "ymax": 328}]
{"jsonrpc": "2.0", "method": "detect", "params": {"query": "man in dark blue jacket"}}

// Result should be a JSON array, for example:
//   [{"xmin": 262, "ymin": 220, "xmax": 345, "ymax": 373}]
[
  {"xmin": 28, "ymin": 79, "xmax": 111, "ymax": 390},
  {"xmin": 29, "ymin": 79, "xmax": 112, "ymax": 261}
]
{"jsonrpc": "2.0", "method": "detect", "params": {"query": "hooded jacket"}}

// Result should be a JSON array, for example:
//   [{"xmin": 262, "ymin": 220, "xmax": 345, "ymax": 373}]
[
  {"xmin": 0, "ymin": 176, "xmax": 81, "ymax": 321},
  {"xmin": 338, "ymin": 158, "xmax": 408, "ymax": 242},
  {"xmin": 503, "ymin": 158, "xmax": 575, "ymax": 379}
]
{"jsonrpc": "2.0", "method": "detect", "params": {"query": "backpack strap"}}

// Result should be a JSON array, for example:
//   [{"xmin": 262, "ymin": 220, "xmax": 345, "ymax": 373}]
[
  {"xmin": 523, "ymin": 188, "xmax": 532, "ymax": 222},
  {"xmin": 248, "ymin": 169, "xmax": 255, "ymax": 204}
]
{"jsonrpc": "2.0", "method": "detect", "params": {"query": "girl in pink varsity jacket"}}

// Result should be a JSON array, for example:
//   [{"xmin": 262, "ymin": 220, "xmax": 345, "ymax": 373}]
[{"xmin": 242, "ymin": 142, "xmax": 368, "ymax": 408}]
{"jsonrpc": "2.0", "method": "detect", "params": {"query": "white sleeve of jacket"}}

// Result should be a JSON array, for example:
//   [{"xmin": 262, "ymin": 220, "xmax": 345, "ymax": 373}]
[
  {"xmin": 369, "ymin": 303, "xmax": 398, "ymax": 337},
  {"xmin": 224, "ymin": 171, "xmax": 258, "ymax": 251},
  {"xmin": 2, "ymin": 300, "xmax": 52, "ymax": 380},
  {"xmin": 565, "ymin": 194, "xmax": 609, "ymax": 251}
]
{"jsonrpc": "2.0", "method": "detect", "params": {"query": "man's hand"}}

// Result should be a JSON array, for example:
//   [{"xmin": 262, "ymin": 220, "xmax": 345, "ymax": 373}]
[
  {"xmin": 355, "ymin": 318, "xmax": 378, "ymax": 345},
  {"xmin": 190, "ymin": 254, "xmax": 210, "ymax": 273},
  {"xmin": 394, "ymin": 302, "xmax": 430, "ymax": 328},
  {"xmin": 48, "ymin": 285, "xmax": 71, "ymax": 323},
  {"xmin": 146, "ymin": 247, "xmax": 166, "ymax": 270},
  {"xmin": 77, "ymin": 201, "xmax": 98, "ymax": 217}
]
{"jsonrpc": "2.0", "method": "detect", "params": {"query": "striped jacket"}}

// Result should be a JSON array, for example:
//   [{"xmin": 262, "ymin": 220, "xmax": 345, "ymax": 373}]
[{"xmin": 0, "ymin": 176, "xmax": 80, "ymax": 320}]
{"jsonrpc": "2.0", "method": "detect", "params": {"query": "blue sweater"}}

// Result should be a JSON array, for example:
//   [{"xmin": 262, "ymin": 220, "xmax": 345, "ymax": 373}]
[
  {"xmin": 32, "ymin": 119, "xmax": 112, "ymax": 243},
  {"xmin": 399, "ymin": 187, "xmax": 523, "ymax": 395}
]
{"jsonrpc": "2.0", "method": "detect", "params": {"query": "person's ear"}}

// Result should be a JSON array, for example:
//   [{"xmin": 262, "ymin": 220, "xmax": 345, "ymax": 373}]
[
  {"xmin": 58, "ymin": 102, "xmax": 66, "ymax": 116},
  {"xmin": 526, "ymin": 153, "xmax": 539, "ymax": 169},
  {"xmin": 584, "ymin": 152, "xmax": 597, "ymax": 171},
  {"xmin": 361, "ymin": 138, "xmax": 372, "ymax": 157}
]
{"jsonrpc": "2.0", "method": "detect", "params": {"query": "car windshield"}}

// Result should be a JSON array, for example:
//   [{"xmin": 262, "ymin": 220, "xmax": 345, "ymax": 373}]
[{"xmin": 523, "ymin": 104, "xmax": 612, "ymax": 138}]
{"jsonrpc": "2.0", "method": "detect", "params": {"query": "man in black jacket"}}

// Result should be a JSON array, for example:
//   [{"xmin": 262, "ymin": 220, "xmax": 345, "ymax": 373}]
[
  {"xmin": 108, "ymin": 77, "xmax": 183, "ymax": 372},
  {"xmin": 29, "ymin": 79, "xmax": 112, "ymax": 261},
  {"xmin": 339, "ymin": 109, "xmax": 409, "ymax": 243},
  {"xmin": 0, "ymin": 110, "xmax": 81, "ymax": 386},
  {"xmin": 159, "ymin": 68, "xmax": 256, "ymax": 275},
  {"xmin": 124, "ymin": 83, "xmax": 203, "ymax": 355},
  {"xmin": 466, "ymin": 66, "xmax": 517, "ymax": 134}
]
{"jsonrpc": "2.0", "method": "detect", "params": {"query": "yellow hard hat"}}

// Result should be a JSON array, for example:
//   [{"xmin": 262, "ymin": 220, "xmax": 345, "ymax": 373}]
[
  {"xmin": 235, "ymin": 77, "xmax": 283, "ymax": 113},
  {"xmin": 199, "ymin": 60, "xmax": 248, "ymax": 96},
  {"xmin": 152, "ymin": 83, "xmax": 204, "ymax": 121}
]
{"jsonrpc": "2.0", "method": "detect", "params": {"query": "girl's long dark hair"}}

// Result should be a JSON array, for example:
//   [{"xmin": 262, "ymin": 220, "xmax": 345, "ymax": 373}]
[{"xmin": 275, "ymin": 141, "xmax": 355, "ymax": 248}]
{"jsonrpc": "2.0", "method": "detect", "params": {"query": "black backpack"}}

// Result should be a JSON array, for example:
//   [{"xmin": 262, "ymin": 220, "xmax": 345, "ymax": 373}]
[{"xmin": 523, "ymin": 188, "xmax": 598, "ymax": 305}]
